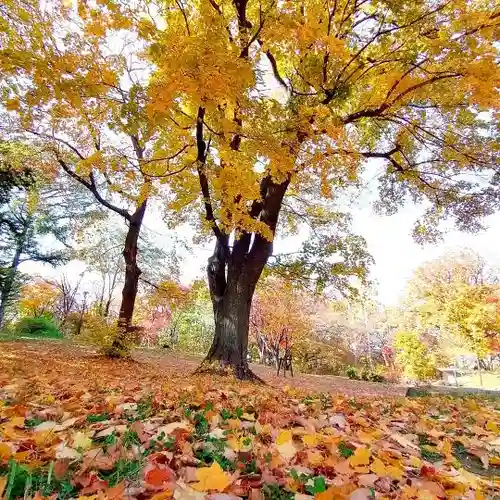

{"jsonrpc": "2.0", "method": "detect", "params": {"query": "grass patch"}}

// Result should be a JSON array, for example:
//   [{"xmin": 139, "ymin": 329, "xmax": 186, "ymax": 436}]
[{"xmin": 98, "ymin": 459, "xmax": 141, "ymax": 487}]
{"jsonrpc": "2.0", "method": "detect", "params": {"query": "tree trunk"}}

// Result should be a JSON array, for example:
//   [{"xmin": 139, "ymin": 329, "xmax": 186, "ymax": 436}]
[
  {"xmin": 107, "ymin": 201, "xmax": 147, "ymax": 357},
  {"xmin": 0, "ymin": 231, "xmax": 26, "ymax": 328},
  {"xmin": 205, "ymin": 279, "xmax": 254, "ymax": 378},
  {"xmin": 200, "ymin": 232, "xmax": 272, "ymax": 379}
]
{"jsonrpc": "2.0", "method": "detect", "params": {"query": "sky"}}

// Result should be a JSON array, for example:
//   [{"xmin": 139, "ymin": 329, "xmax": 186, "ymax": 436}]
[{"xmin": 21, "ymin": 158, "xmax": 500, "ymax": 309}]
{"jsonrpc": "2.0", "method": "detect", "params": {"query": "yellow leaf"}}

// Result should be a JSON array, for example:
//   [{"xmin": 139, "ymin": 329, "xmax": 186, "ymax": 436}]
[
  {"xmin": 241, "ymin": 413, "xmax": 255, "ymax": 421},
  {"xmin": 191, "ymin": 462, "xmax": 232, "ymax": 492},
  {"xmin": 11, "ymin": 417, "xmax": 25, "ymax": 428},
  {"xmin": 0, "ymin": 442, "xmax": 12, "ymax": 460},
  {"xmin": 276, "ymin": 440, "xmax": 298, "ymax": 461},
  {"xmin": 475, "ymin": 490, "xmax": 486, "ymax": 500},
  {"xmin": 349, "ymin": 447, "xmax": 370, "ymax": 467},
  {"xmin": 386, "ymin": 465, "xmax": 404, "ymax": 481},
  {"xmin": 5, "ymin": 99, "xmax": 20, "ymax": 111},
  {"xmin": 72, "ymin": 432, "xmax": 93, "ymax": 450},
  {"xmin": 370, "ymin": 458, "xmax": 387, "ymax": 476},
  {"xmin": 302, "ymin": 434, "xmax": 319, "ymax": 447},
  {"xmin": 276, "ymin": 429, "xmax": 292, "ymax": 445},
  {"xmin": 0, "ymin": 476, "xmax": 6, "ymax": 497},
  {"xmin": 307, "ymin": 451, "xmax": 324, "ymax": 466},
  {"xmin": 486, "ymin": 421, "xmax": 499, "ymax": 434},
  {"xmin": 408, "ymin": 456, "xmax": 423, "ymax": 468},
  {"xmin": 357, "ymin": 430, "xmax": 376, "ymax": 444}
]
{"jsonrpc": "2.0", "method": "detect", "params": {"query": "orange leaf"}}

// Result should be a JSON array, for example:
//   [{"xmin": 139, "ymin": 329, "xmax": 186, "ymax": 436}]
[
  {"xmin": 0, "ymin": 476, "xmax": 7, "ymax": 497},
  {"xmin": 0, "ymin": 442, "xmax": 12, "ymax": 460},
  {"xmin": 151, "ymin": 491, "xmax": 174, "ymax": 500},
  {"xmin": 105, "ymin": 482, "xmax": 125, "ymax": 499},
  {"xmin": 146, "ymin": 467, "xmax": 175, "ymax": 487}
]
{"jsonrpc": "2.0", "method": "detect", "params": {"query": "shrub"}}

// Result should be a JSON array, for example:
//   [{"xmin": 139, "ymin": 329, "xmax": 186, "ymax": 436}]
[
  {"xmin": 293, "ymin": 339, "xmax": 352, "ymax": 375},
  {"xmin": 15, "ymin": 316, "xmax": 63, "ymax": 339},
  {"xmin": 346, "ymin": 365, "xmax": 386, "ymax": 383},
  {"xmin": 394, "ymin": 330, "xmax": 437, "ymax": 382},
  {"xmin": 79, "ymin": 312, "xmax": 119, "ymax": 350}
]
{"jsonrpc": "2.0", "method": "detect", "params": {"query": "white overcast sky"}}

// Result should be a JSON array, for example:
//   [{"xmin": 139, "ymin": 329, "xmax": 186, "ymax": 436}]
[{"xmin": 21, "ymin": 156, "xmax": 500, "ymax": 308}]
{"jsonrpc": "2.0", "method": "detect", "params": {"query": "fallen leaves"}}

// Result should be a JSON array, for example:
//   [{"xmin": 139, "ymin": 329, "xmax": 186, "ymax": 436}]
[
  {"xmin": 0, "ymin": 341, "xmax": 499, "ymax": 500},
  {"xmin": 348, "ymin": 447, "xmax": 370, "ymax": 467},
  {"xmin": 191, "ymin": 462, "xmax": 232, "ymax": 492}
]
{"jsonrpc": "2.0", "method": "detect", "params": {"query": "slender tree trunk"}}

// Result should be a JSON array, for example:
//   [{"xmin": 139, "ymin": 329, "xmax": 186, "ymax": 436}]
[
  {"xmin": 107, "ymin": 200, "xmax": 147, "ymax": 357},
  {"xmin": 0, "ymin": 231, "xmax": 26, "ymax": 329}
]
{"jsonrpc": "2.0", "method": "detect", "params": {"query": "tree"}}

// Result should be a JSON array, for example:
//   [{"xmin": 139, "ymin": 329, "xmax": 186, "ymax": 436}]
[
  {"xmin": 139, "ymin": 0, "xmax": 498, "ymax": 377},
  {"xmin": 399, "ymin": 250, "xmax": 500, "ymax": 361},
  {"xmin": 78, "ymin": 224, "xmax": 179, "ymax": 320},
  {"xmin": 250, "ymin": 278, "xmax": 311, "ymax": 367},
  {"xmin": 440, "ymin": 285, "xmax": 500, "ymax": 360},
  {"xmin": 3, "ymin": 0, "xmax": 499, "ymax": 375},
  {"xmin": 0, "ymin": 1, "xmax": 192, "ymax": 354},
  {"xmin": 0, "ymin": 145, "xmax": 95, "ymax": 327},
  {"xmin": 18, "ymin": 280, "xmax": 61, "ymax": 319},
  {"xmin": 394, "ymin": 330, "xmax": 437, "ymax": 382},
  {"xmin": 0, "ymin": 141, "xmax": 34, "ymax": 205}
]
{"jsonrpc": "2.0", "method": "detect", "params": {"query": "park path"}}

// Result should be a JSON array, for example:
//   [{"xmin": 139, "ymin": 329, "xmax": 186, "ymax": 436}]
[{"xmin": 0, "ymin": 340, "xmax": 407, "ymax": 397}]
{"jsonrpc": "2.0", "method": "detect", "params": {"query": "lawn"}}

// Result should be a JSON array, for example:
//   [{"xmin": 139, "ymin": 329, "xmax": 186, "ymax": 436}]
[{"xmin": 0, "ymin": 340, "xmax": 499, "ymax": 499}]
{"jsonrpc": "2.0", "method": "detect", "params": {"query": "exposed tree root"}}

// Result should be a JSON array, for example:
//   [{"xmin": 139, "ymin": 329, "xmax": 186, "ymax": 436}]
[{"xmin": 195, "ymin": 359, "xmax": 265, "ymax": 383}]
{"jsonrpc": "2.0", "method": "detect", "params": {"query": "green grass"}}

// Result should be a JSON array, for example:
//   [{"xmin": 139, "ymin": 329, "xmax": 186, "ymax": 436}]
[
  {"xmin": 1, "ymin": 459, "xmax": 76, "ymax": 500},
  {"xmin": 98, "ymin": 459, "xmax": 141, "ymax": 487}
]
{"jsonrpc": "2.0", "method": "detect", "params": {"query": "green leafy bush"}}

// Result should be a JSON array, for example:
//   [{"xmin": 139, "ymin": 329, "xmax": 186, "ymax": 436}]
[
  {"xmin": 346, "ymin": 366, "xmax": 386, "ymax": 382},
  {"xmin": 15, "ymin": 316, "xmax": 63, "ymax": 339}
]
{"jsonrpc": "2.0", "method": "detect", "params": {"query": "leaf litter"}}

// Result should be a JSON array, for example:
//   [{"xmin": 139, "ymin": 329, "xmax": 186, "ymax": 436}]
[{"xmin": 0, "ymin": 342, "xmax": 499, "ymax": 499}]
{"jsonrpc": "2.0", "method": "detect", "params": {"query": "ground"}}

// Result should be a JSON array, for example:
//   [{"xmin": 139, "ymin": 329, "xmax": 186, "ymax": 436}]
[{"xmin": 0, "ymin": 340, "xmax": 499, "ymax": 500}]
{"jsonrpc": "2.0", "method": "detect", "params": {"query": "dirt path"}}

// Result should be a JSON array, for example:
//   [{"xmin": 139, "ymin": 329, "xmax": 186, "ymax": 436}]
[{"xmin": 0, "ymin": 340, "xmax": 405, "ymax": 397}]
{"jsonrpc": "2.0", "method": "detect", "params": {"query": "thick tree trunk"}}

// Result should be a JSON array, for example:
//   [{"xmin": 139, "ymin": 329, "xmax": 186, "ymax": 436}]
[
  {"xmin": 107, "ymin": 201, "xmax": 147, "ymax": 357},
  {"xmin": 205, "ymin": 279, "xmax": 254, "ymax": 378},
  {"xmin": 200, "ymin": 235, "xmax": 271, "ymax": 379}
]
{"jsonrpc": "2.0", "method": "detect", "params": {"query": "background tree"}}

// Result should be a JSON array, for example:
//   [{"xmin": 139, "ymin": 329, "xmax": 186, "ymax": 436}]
[
  {"xmin": 394, "ymin": 330, "xmax": 438, "ymax": 382},
  {"xmin": 0, "ymin": 0, "xmax": 192, "ymax": 354},
  {"xmin": 0, "ymin": 145, "xmax": 95, "ymax": 327},
  {"xmin": 250, "ymin": 278, "xmax": 311, "ymax": 367},
  {"xmin": 18, "ymin": 280, "xmax": 61, "ymax": 319},
  {"xmin": 78, "ymin": 224, "xmax": 179, "ymax": 320}
]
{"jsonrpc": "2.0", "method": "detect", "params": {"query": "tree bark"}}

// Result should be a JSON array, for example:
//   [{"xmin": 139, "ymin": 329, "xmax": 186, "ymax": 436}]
[
  {"xmin": 107, "ymin": 200, "xmax": 147, "ymax": 357},
  {"xmin": 0, "ymin": 225, "xmax": 27, "ymax": 328},
  {"xmin": 201, "ymin": 232, "xmax": 273, "ymax": 379}
]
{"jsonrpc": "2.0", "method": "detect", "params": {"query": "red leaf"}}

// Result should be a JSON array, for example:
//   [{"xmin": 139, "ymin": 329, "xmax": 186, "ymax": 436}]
[{"xmin": 420, "ymin": 465, "xmax": 436, "ymax": 477}]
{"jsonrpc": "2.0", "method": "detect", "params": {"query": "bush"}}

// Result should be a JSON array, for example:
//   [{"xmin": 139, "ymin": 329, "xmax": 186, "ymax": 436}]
[
  {"xmin": 394, "ymin": 330, "xmax": 438, "ymax": 382},
  {"xmin": 15, "ymin": 316, "xmax": 63, "ymax": 339},
  {"xmin": 293, "ymin": 339, "xmax": 353, "ymax": 375},
  {"xmin": 79, "ymin": 312, "xmax": 118, "ymax": 350},
  {"xmin": 346, "ymin": 365, "xmax": 386, "ymax": 383}
]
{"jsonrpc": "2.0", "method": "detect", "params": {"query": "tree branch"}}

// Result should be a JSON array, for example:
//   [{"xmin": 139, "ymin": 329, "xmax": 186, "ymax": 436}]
[
  {"xmin": 57, "ymin": 157, "xmax": 131, "ymax": 221},
  {"xmin": 195, "ymin": 107, "xmax": 225, "ymax": 243}
]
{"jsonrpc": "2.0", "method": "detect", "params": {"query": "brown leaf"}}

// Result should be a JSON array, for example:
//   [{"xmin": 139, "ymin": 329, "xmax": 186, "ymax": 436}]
[
  {"xmin": 357, "ymin": 474, "xmax": 378, "ymax": 487},
  {"xmin": 53, "ymin": 459, "xmax": 71, "ymax": 479}
]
